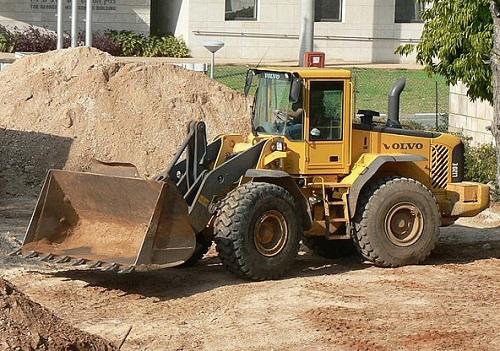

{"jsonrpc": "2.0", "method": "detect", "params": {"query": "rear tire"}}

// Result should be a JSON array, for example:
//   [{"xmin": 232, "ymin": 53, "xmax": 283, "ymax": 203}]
[
  {"xmin": 303, "ymin": 237, "xmax": 356, "ymax": 259},
  {"xmin": 214, "ymin": 182, "xmax": 301, "ymax": 280},
  {"xmin": 352, "ymin": 177, "xmax": 439, "ymax": 267}
]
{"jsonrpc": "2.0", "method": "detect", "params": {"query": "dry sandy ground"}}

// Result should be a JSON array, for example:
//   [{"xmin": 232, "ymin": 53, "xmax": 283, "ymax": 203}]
[{"xmin": 0, "ymin": 197, "xmax": 499, "ymax": 351}]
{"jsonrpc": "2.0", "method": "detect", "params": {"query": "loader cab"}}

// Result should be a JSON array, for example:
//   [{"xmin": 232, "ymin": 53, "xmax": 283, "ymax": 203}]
[{"xmin": 247, "ymin": 68, "xmax": 353, "ymax": 176}]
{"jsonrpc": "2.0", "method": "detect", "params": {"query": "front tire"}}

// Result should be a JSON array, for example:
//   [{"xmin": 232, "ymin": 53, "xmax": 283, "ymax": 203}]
[
  {"xmin": 214, "ymin": 182, "xmax": 301, "ymax": 280},
  {"xmin": 352, "ymin": 177, "xmax": 439, "ymax": 267}
]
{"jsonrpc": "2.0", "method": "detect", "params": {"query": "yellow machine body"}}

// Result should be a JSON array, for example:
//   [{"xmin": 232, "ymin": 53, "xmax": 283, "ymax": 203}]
[{"xmin": 237, "ymin": 67, "xmax": 489, "ymax": 236}]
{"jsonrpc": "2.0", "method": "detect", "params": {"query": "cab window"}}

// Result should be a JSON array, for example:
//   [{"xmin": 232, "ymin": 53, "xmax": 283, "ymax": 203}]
[
  {"xmin": 309, "ymin": 81, "xmax": 344, "ymax": 141},
  {"xmin": 253, "ymin": 72, "xmax": 304, "ymax": 141}
]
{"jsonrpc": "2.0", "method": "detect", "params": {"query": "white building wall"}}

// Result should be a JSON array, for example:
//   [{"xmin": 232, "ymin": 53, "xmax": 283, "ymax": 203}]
[
  {"xmin": 0, "ymin": 0, "xmax": 150, "ymax": 34},
  {"xmin": 449, "ymin": 82, "xmax": 494, "ymax": 145},
  {"xmin": 0, "ymin": 0, "xmax": 424, "ymax": 64},
  {"xmin": 184, "ymin": 0, "xmax": 423, "ymax": 63}
]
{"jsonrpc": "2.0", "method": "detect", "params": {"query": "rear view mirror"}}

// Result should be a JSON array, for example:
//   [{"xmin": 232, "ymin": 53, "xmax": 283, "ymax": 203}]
[
  {"xmin": 244, "ymin": 70, "xmax": 254, "ymax": 96},
  {"xmin": 289, "ymin": 77, "xmax": 302, "ymax": 103}
]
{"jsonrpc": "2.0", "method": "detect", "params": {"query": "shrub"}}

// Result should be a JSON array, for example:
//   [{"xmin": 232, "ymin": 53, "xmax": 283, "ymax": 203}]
[
  {"xmin": 106, "ymin": 30, "xmax": 189, "ymax": 57},
  {"xmin": 13, "ymin": 26, "xmax": 56, "ymax": 52},
  {"xmin": 106, "ymin": 30, "xmax": 145, "ymax": 56},
  {"xmin": 92, "ymin": 32, "xmax": 122, "ymax": 56},
  {"xmin": 0, "ymin": 25, "xmax": 16, "ymax": 53},
  {"xmin": 464, "ymin": 139, "xmax": 497, "ymax": 185},
  {"xmin": 0, "ymin": 26, "xmax": 189, "ymax": 58}
]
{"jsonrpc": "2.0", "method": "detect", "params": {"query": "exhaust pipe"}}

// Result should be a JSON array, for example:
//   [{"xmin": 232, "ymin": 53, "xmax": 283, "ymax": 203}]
[{"xmin": 387, "ymin": 78, "xmax": 406, "ymax": 128}]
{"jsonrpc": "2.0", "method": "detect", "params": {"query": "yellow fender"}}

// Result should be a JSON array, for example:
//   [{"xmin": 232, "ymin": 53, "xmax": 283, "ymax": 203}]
[{"xmin": 341, "ymin": 153, "xmax": 427, "ymax": 218}]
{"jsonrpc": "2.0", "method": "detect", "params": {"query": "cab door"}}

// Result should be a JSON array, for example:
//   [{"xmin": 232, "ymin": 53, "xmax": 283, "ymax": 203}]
[{"xmin": 305, "ymin": 79, "xmax": 352, "ymax": 174}]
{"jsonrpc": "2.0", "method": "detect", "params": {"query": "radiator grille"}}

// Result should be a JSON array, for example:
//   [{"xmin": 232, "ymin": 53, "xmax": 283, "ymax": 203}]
[{"xmin": 431, "ymin": 144, "xmax": 449, "ymax": 189}]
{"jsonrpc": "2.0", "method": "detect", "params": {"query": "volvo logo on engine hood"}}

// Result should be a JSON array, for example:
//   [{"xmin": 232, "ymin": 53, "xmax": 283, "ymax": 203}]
[{"xmin": 383, "ymin": 142, "xmax": 424, "ymax": 150}]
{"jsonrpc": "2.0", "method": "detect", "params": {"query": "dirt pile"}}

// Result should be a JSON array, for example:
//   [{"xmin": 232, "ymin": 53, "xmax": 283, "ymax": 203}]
[
  {"xmin": 0, "ymin": 47, "xmax": 250, "ymax": 196},
  {"xmin": 0, "ymin": 277, "xmax": 116, "ymax": 350}
]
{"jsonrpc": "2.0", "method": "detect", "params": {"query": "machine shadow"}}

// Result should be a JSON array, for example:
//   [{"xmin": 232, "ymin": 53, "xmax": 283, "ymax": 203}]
[
  {"xmin": 50, "ymin": 254, "xmax": 367, "ymax": 301},
  {"xmin": 50, "ymin": 223, "xmax": 500, "ymax": 300},
  {"xmin": 0, "ymin": 129, "xmax": 73, "ymax": 197}
]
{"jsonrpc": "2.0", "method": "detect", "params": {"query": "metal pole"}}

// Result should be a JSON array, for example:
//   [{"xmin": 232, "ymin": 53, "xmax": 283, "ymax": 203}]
[
  {"xmin": 435, "ymin": 81, "xmax": 439, "ymax": 130},
  {"xmin": 71, "ymin": 0, "xmax": 78, "ymax": 48},
  {"xmin": 56, "ymin": 0, "xmax": 64, "ymax": 50},
  {"xmin": 85, "ymin": 0, "xmax": 93, "ymax": 47},
  {"xmin": 210, "ymin": 52, "xmax": 215, "ymax": 79},
  {"xmin": 298, "ymin": 0, "xmax": 315, "ymax": 66}
]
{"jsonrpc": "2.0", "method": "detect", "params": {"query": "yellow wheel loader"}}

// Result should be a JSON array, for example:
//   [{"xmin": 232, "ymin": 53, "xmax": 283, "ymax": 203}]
[{"xmin": 17, "ymin": 68, "xmax": 489, "ymax": 280}]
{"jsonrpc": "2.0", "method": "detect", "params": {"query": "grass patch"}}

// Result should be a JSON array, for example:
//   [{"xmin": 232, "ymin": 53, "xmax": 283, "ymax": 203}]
[
  {"xmin": 214, "ymin": 66, "xmax": 249, "ymax": 92},
  {"xmin": 353, "ymin": 69, "xmax": 448, "ymax": 116},
  {"xmin": 214, "ymin": 66, "xmax": 449, "ymax": 115}
]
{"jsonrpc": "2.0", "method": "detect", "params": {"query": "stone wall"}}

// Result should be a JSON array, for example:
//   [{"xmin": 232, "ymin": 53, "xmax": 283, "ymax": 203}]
[
  {"xmin": 449, "ymin": 81, "xmax": 494, "ymax": 145},
  {"xmin": 0, "ymin": 0, "xmax": 150, "ymax": 34}
]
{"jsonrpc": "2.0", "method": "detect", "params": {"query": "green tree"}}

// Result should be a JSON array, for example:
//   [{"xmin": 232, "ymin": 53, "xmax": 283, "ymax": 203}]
[
  {"xmin": 396, "ymin": 0, "xmax": 493, "ymax": 101},
  {"xmin": 397, "ymin": 0, "xmax": 500, "ymax": 187}
]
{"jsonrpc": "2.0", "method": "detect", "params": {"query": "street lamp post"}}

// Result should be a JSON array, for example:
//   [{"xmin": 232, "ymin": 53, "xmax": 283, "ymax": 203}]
[{"xmin": 203, "ymin": 41, "xmax": 225, "ymax": 79}]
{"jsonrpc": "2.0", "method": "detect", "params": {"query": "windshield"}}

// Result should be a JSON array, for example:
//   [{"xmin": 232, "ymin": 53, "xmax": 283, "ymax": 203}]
[{"xmin": 252, "ymin": 72, "xmax": 303, "ymax": 140}]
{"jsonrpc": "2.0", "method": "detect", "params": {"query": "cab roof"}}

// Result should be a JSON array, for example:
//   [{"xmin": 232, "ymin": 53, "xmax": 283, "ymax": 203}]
[{"xmin": 255, "ymin": 67, "xmax": 352, "ymax": 79}]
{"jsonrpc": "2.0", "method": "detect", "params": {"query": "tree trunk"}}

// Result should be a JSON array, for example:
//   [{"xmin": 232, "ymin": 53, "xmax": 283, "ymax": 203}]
[{"xmin": 491, "ymin": 1, "xmax": 500, "ymax": 189}]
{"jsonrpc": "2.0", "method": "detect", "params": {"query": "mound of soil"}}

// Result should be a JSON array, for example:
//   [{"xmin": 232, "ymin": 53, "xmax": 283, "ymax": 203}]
[
  {"xmin": 0, "ymin": 47, "xmax": 250, "ymax": 196},
  {"xmin": 0, "ymin": 277, "xmax": 116, "ymax": 350}
]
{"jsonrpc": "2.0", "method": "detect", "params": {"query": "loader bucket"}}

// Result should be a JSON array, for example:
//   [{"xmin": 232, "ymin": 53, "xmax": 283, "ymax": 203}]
[{"xmin": 22, "ymin": 170, "xmax": 196, "ymax": 269}]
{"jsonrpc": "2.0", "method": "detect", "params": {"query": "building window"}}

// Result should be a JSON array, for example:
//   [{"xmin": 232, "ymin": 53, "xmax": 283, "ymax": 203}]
[
  {"xmin": 395, "ymin": 0, "xmax": 425, "ymax": 23},
  {"xmin": 315, "ymin": 0, "xmax": 342, "ymax": 22},
  {"xmin": 225, "ymin": 0, "xmax": 258, "ymax": 21}
]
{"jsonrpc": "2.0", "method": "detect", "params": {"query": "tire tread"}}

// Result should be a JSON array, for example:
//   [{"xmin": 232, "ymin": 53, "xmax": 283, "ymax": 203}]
[
  {"xmin": 352, "ymin": 176, "xmax": 439, "ymax": 267},
  {"xmin": 214, "ymin": 182, "xmax": 299, "ymax": 280}
]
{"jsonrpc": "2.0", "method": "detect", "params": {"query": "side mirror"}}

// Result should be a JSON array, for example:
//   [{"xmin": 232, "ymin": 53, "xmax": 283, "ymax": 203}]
[
  {"xmin": 289, "ymin": 77, "xmax": 302, "ymax": 103},
  {"xmin": 244, "ymin": 70, "xmax": 254, "ymax": 96},
  {"xmin": 310, "ymin": 128, "xmax": 320, "ymax": 137}
]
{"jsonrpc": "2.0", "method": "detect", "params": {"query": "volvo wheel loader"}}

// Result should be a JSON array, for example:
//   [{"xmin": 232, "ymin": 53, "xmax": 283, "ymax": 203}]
[{"xmin": 16, "ymin": 68, "xmax": 489, "ymax": 280}]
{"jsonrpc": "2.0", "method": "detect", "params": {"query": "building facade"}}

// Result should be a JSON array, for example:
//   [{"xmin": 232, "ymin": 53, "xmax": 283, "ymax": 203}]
[
  {"xmin": 1, "ymin": 0, "xmax": 425, "ymax": 63},
  {"xmin": 155, "ymin": 0, "xmax": 425, "ymax": 63}
]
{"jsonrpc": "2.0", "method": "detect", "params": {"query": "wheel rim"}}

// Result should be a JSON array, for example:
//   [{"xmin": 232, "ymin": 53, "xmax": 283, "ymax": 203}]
[
  {"xmin": 253, "ymin": 210, "xmax": 288, "ymax": 257},
  {"xmin": 384, "ymin": 202, "xmax": 424, "ymax": 247}
]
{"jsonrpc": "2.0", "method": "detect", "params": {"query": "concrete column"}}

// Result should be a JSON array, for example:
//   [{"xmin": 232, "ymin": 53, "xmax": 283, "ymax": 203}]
[
  {"xmin": 56, "ymin": 0, "xmax": 64, "ymax": 49},
  {"xmin": 298, "ymin": 0, "xmax": 315, "ymax": 66}
]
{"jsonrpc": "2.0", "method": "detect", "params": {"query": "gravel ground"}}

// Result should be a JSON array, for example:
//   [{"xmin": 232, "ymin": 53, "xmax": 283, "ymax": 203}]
[{"xmin": 0, "ymin": 197, "xmax": 499, "ymax": 351}]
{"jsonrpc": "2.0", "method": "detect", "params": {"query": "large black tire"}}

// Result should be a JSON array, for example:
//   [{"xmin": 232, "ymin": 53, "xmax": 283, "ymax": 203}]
[
  {"xmin": 352, "ymin": 177, "xmax": 439, "ymax": 267},
  {"xmin": 179, "ymin": 233, "xmax": 212, "ymax": 267},
  {"xmin": 214, "ymin": 182, "xmax": 301, "ymax": 280},
  {"xmin": 303, "ymin": 237, "xmax": 356, "ymax": 259}
]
